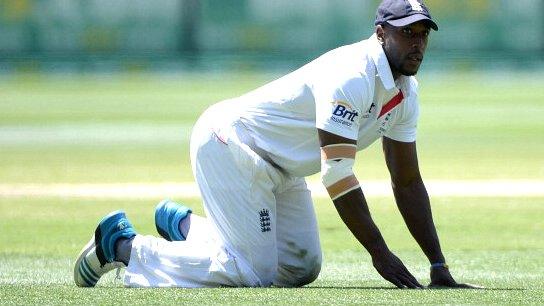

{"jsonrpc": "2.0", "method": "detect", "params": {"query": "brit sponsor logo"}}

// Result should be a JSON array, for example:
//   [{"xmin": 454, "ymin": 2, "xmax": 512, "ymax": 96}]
[{"xmin": 330, "ymin": 101, "xmax": 358, "ymax": 127}]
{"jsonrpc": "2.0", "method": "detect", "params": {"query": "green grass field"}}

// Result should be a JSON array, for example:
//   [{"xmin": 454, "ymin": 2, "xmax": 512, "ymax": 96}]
[
  {"xmin": 1, "ymin": 197, "xmax": 543, "ymax": 304},
  {"xmin": 1, "ymin": 71, "xmax": 543, "ymax": 304},
  {"xmin": 1, "ymin": 71, "xmax": 543, "ymax": 183}
]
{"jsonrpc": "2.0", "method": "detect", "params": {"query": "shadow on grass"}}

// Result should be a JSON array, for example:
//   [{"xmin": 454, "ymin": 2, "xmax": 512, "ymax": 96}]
[
  {"xmin": 307, "ymin": 286, "xmax": 397, "ymax": 290},
  {"xmin": 425, "ymin": 287, "xmax": 525, "ymax": 291},
  {"xmin": 306, "ymin": 286, "xmax": 526, "ymax": 291}
]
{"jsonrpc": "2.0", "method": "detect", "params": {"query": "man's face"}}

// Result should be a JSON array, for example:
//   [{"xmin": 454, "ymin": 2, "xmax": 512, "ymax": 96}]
[{"xmin": 377, "ymin": 21, "xmax": 431, "ymax": 77}]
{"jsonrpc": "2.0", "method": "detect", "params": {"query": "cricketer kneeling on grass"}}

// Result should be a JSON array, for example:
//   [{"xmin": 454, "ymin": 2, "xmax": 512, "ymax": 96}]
[{"xmin": 75, "ymin": 0, "xmax": 479, "ymax": 289}]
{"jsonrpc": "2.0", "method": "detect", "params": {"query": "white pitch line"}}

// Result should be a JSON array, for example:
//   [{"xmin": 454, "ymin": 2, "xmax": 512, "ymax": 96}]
[
  {"xmin": 0, "ymin": 124, "xmax": 193, "ymax": 145},
  {"xmin": 0, "ymin": 180, "xmax": 543, "ymax": 199}
]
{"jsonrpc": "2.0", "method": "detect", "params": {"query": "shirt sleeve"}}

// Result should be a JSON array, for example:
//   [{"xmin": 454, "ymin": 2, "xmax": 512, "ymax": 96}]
[
  {"xmin": 384, "ymin": 87, "xmax": 419, "ymax": 142},
  {"xmin": 314, "ymin": 75, "xmax": 369, "ymax": 140}
]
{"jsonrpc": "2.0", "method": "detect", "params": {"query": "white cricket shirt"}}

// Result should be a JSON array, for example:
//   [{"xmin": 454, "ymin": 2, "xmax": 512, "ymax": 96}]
[{"xmin": 229, "ymin": 34, "xmax": 420, "ymax": 177}]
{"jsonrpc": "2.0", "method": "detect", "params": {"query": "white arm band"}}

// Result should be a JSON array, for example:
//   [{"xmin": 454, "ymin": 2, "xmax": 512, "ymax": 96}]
[
  {"xmin": 320, "ymin": 144, "xmax": 360, "ymax": 200},
  {"xmin": 321, "ymin": 157, "xmax": 355, "ymax": 187}
]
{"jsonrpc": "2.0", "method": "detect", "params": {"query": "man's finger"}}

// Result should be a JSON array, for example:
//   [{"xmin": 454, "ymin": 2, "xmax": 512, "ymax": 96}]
[
  {"xmin": 402, "ymin": 268, "xmax": 424, "ymax": 288},
  {"xmin": 407, "ymin": 275, "xmax": 424, "ymax": 289},
  {"xmin": 398, "ymin": 274, "xmax": 421, "ymax": 289},
  {"xmin": 387, "ymin": 275, "xmax": 406, "ymax": 289}
]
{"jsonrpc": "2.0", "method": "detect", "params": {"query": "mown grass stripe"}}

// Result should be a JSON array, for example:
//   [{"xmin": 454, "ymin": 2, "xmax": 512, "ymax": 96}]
[{"xmin": 1, "ymin": 180, "xmax": 544, "ymax": 199}]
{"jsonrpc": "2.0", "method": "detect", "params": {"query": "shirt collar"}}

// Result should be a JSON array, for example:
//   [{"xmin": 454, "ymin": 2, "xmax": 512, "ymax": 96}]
[{"xmin": 368, "ymin": 34, "xmax": 397, "ymax": 91}]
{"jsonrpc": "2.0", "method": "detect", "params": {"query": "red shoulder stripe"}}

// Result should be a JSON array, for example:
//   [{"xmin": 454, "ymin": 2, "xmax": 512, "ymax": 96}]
[{"xmin": 378, "ymin": 91, "xmax": 404, "ymax": 118}]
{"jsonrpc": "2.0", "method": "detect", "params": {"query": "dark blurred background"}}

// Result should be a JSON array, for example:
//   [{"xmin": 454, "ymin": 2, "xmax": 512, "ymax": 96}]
[{"xmin": 1, "ymin": 0, "xmax": 543, "ymax": 73}]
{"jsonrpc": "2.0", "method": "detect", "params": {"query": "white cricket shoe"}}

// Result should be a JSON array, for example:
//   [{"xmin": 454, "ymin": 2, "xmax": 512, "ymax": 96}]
[{"xmin": 74, "ymin": 210, "xmax": 136, "ymax": 287}]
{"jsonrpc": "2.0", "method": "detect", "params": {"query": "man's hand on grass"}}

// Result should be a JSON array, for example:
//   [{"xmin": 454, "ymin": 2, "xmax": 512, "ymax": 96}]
[
  {"xmin": 429, "ymin": 266, "xmax": 483, "ymax": 289},
  {"xmin": 372, "ymin": 250, "xmax": 424, "ymax": 289}
]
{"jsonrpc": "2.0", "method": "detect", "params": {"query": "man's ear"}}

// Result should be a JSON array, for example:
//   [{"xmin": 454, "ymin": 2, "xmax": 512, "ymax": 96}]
[{"xmin": 376, "ymin": 25, "xmax": 385, "ymax": 45}]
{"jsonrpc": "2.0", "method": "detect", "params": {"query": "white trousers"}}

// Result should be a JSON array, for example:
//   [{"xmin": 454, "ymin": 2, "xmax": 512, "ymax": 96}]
[{"xmin": 124, "ymin": 103, "xmax": 322, "ymax": 287}]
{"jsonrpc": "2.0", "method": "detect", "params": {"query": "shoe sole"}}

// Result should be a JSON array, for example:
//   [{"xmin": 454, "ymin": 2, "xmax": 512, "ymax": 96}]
[{"xmin": 74, "ymin": 235, "xmax": 98, "ymax": 287}]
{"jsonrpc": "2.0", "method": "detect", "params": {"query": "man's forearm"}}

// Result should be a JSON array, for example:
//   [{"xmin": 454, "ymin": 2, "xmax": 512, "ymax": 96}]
[
  {"xmin": 333, "ymin": 189, "xmax": 390, "ymax": 257},
  {"xmin": 392, "ymin": 178, "xmax": 445, "ymax": 264}
]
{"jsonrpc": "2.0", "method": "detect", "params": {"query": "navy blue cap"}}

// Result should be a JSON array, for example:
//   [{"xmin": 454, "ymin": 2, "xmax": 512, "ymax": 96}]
[{"xmin": 375, "ymin": 0, "xmax": 438, "ymax": 31}]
